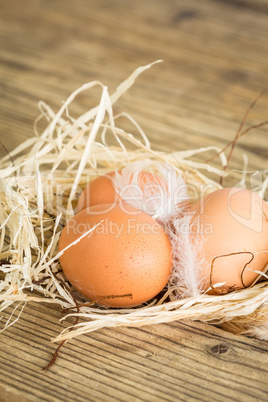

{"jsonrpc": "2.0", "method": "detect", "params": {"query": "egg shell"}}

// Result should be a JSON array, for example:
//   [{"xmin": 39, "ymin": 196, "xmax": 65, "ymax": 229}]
[
  {"xmin": 189, "ymin": 187, "xmax": 268, "ymax": 293},
  {"xmin": 76, "ymin": 172, "xmax": 117, "ymax": 213},
  {"xmin": 58, "ymin": 204, "xmax": 173, "ymax": 307}
]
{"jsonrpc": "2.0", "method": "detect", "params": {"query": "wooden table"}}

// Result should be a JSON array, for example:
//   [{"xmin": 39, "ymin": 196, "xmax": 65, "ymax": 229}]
[{"xmin": 1, "ymin": 0, "xmax": 268, "ymax": 400}]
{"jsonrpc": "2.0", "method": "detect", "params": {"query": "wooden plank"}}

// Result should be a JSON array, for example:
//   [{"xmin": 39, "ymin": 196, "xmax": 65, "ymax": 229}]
[{"xmin": 1, "ymin": 303, "xmax": 268, "ymax": 402}]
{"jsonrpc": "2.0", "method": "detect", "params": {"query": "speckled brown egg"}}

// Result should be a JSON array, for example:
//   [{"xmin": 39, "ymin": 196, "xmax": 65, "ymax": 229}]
[{"xmin": 58, "ymin": 204, "xmax": 173, "ymax": 307}]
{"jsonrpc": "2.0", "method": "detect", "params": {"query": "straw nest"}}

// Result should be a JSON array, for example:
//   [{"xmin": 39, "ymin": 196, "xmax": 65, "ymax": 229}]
[{"xmin": 0, "ymin": 61, "xmax": 267, "ymax": 344}]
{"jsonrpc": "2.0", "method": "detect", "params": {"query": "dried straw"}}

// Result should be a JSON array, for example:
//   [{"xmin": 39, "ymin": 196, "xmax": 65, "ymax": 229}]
[{"xmin": 0, "ymin": 61, "xmax": 267, "ymax": 343}]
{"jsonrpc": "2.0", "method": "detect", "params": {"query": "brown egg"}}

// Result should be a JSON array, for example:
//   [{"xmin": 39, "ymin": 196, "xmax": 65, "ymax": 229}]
[
  {"xmin": 76, "ymin": 172, "xmax": 117, "ymax": 213},
  {"xmin": 189, "ymin": 187, "xmax": 268, "ymax": 294},
  {"xmin": 58, "ymin": 204, "xmax": 173, "ymax": 307},
  {"xmin": 76, "ymin": 170, "xmax": 166, "ymax": 214}
]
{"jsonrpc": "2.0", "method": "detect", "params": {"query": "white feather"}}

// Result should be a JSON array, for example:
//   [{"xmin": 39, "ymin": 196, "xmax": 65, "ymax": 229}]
[
  {"xmin": 112, "ymin": 160, "xmax": 188, "ymax": 221},
  {"xmin": 166, "ymin": 213, "xmax": 207, "ymax": 299}
]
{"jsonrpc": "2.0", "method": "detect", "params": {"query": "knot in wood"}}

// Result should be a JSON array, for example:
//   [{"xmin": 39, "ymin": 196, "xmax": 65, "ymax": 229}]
[{"xmin": 210, "ymin": 344, "xmax": 229, "ymax": 355}]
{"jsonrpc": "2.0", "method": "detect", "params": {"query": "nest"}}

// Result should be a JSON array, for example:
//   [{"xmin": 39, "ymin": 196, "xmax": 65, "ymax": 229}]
[{"xmin": 0, "ymin": 61, "xmax": 268, "ymax": 346}]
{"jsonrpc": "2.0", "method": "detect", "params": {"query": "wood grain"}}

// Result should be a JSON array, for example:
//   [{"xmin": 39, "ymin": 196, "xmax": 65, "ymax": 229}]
[
  {"xmin": 2, "ymin": 303, "xmax": 268, "ymax": 402},
  {"xmin": 1, "ymin": 0, "xmax": 268, "ymax": 401}
]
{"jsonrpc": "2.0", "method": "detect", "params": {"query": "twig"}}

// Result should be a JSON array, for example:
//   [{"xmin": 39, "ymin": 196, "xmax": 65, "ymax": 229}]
[
  {"xmin": 210, "ymin": 251, "xmax": 255, "ymax": 294},
  {"xmin": 43, "ymin": 273, "xmax": 80, "ymax": 371},
  {"xmin": 0, "ymin": 141, "xmax": 15, "ymax": 167},
  {"xmin": 204, "ymin": 87, "xmax": 268, "ymax": 185}
]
